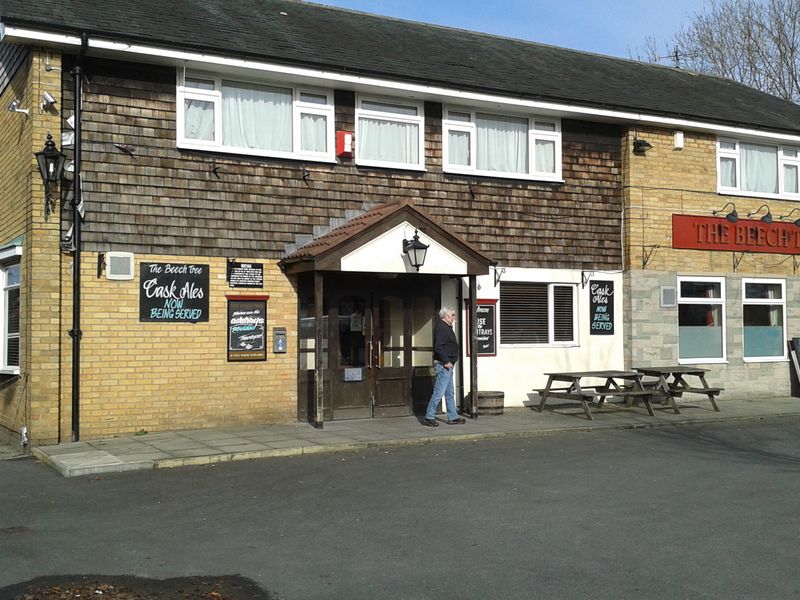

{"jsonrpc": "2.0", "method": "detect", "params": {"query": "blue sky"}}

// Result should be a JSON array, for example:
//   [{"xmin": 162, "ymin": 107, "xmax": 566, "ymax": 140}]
[{"xmin": 315, "ymin": 0, "xmax": 705, "ymax": 60}]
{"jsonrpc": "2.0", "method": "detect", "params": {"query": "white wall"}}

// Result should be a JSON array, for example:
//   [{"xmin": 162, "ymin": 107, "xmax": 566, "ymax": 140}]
[{"xmin": 460, "ymin": 267, "xmax": 625, "ymax": 407}]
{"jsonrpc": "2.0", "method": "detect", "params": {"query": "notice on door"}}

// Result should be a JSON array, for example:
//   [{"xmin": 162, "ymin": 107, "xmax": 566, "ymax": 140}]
[
  {"xmin": 589, "ymin": 280, "xmax": 614, "ymax": 335},
  {"xmin": 228, "ymin": 298, "xmax": 267, "ymax": 362},
  {"xmin": 139, "ymin": 263, "xmax": 209, "ymax": 322}
]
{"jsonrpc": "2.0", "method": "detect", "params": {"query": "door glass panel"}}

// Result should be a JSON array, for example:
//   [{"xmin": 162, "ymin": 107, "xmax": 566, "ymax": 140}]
[
  {"xmin": 382, "ymin": 296, "xmax": 404, "ymax": 367},
  {"xmin": 338, "ymin": 297, "xmax": 366, "ymax": 367},
  {"xmin": 412, "ymin": 296, "xmax": 434, "ymax": 366}
]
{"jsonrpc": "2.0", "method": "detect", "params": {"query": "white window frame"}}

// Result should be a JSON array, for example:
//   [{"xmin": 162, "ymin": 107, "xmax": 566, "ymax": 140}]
[
  {"xmin": 176, "ymin": 70, "xmax": 335, "ymax": 162},
  {"xmin": 0, "ymin": 248, "xmax": 21, "ymax": 375},
  {"xmin": 717, "ymin": 137, "xmax": 800, "ymax": 200},
  {"xmin": 677, "ymin": 275, "xmax": 727, "ymax": 364},
  {"xmin": 499, "ymin": 282, "xmax": 578, "ymax": 347},
  {"xmin": 742, "ymin": 277, "xmax": 787, "ymax": 362},
  {"xmin": 443, "ymin": 105, "xmax": 562, "ymax": 182},
  {"xmin": 354, "ymin": 95, "xmax": 426, "ymax": 171}
]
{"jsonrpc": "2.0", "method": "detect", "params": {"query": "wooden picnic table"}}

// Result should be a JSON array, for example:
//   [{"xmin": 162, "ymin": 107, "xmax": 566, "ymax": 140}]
[
  {"xmin": 536, "ymin": 370, "xmax": 658, "ymax": 420},
  {"xmin": 634, "ymin": 366, "xmax": 722, "ymax": 413}
]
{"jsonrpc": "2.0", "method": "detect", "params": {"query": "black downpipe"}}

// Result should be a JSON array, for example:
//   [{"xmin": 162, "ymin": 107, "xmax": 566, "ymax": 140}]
[{"xmin": 69, "ymin": 34, "xmax": 87, "ymax": 442}]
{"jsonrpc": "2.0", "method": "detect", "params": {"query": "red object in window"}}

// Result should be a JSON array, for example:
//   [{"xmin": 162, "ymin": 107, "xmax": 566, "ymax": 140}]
[{"xmin": 336, "ymin": 131, "xmax": 354, "ymax": 158}]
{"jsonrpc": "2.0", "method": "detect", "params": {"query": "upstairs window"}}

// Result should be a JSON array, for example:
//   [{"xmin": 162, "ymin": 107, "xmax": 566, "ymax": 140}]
[
  {"xmin": 444, "ymin": 107, "xmax": 561, "ymax": 181},
  {"xmin": 177, "ymin": 73, "xmax": 334, "ymax": 161},
  {"xmin": 1, "ymin": 261, "xmax": 20, "ymax": 373},
  {"xmin": 717, "ymin": 139, "xmax": 800, "ymax": 198},
  {"xmin": 499, "ymin": 282, "xmax": 576, "ymax": 345},
  {"xmin": 355, "ymin": 96, "xmax": 425, "ymax": 170}
]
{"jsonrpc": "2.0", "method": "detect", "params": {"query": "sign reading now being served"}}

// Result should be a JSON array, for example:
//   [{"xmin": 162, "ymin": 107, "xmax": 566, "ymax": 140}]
[
  {"xmin": 589, "ymin": 280, "xmax": 614, "ymax": 335},
  {"xmin": 139, "ymin": 263, "xmax": 209, "ymax": 322}
]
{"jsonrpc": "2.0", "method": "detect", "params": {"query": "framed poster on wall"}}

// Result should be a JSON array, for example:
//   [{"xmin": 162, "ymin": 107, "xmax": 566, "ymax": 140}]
[
  {"xmin": 227, "ymin": 296, "xmax": 268, "ymax": 362},
  {"xmin": 464, "ymin": 299, "xmax": 497, "ymax": 357}
]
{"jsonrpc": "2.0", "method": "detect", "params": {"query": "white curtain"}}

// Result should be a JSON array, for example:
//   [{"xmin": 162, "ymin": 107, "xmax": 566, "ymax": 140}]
[
  {"xmin": 222, "ymin": 81, "xmax": 292, "ymax": 151},
  {"xmin": 184, "ymin": 98, "xmax": 214, "ymax": 141},
  {"xmin": 766, "ymin": 284, "xmax": 782, "ymax": 327},
  {"xmin": 476, "ymin": 113, "xmax": 527, "ymax": 173},
  {"xmin": 741, "ymin": 143, "xmax": 778, "ymax": 193},
  {"xmin": 719, "ymin": 157, "xmax": 737, "ymax": 187},
  {"xmin": 535, "ymin": 139, "xmax": 555, "ymax": 173},
  {"xmin": 300, "ymin": 113, "xmax": 327, "ymax": 153},
  {"xmin": 448, "ymin": 130, "xmax": 470, "ymax": 166},
  {"xmin": 784, "ymin": 164, "xmax": 798, "ymax": 193},
  {"xmin": 359, "ymin": 117, "xmax": 419, "ymax": 164}
]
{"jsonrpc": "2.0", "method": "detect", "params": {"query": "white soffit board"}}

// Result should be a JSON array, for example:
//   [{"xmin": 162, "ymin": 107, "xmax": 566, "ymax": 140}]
[{"xmin": 340, "ymin": 222, "xmax": 467, "ymax": 274}]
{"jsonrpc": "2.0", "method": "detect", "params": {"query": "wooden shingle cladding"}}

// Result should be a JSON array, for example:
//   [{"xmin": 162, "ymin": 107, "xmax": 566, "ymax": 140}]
[
  {"xmin": 64, "ymin": 57, "xmax": 622, "ymax": 270},
  {"xmin": 0, "ymin": 42, "xmax": 27, "ymax": 95}
]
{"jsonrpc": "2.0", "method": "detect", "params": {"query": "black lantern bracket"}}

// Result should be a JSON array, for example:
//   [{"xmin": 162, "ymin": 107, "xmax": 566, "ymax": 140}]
[
  {"xmin": 402, "ymin": 228, "xmax": 429, "ymax": 272},
  {"xmin": 34, "ymin": 133, "xmax": 67, "ymax": 220}
]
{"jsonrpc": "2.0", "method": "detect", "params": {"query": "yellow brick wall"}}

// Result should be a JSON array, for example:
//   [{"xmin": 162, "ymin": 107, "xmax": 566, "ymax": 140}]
[
  {"xmin": 0, "ymin": 48, "xmax": 63, "ymax": 445},
  {"xmin": 59, "ymin": 252, "xmax": 298, "ymax": 440},
  {"xmin": 623, "ymin": 126, "xmax": 800, "ymax": 276}
]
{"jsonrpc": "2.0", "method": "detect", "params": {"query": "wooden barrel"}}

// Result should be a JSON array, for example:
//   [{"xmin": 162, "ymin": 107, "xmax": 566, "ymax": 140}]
[{"xmin": 475, "ymin": 391, "xmax": 504, "ymax": 415}]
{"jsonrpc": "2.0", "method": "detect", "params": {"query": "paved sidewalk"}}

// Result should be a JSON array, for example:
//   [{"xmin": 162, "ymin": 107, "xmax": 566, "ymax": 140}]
[{"xmin": 25, "ymin": 396, "xmax": 800, "ymax": 477}]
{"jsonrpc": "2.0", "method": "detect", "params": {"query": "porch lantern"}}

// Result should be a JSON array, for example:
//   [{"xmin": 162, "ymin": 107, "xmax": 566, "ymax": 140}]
[
  {"xmin": 34, "ymin": 133, "xmax": 67, "ymax": 184},
  {"xmin": 402, "ymin": 229, "xmax": 429, "ymax": 271}
]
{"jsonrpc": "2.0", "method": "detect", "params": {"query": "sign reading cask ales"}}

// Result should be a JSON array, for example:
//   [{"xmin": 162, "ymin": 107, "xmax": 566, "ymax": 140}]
[
  {"xmin": 589, "ymin": 280, "xmax": 614, "ymax": 335},
  {"xmin": 139, "ymin": 263, "xmax": 209, "ymax": 322}
]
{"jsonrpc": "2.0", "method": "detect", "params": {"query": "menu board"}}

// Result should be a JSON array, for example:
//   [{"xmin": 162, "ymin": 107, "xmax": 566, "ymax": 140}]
[
  {"xmin": 139, "ymin": 263, "xmax": 209, "ymax": 322},
  {"xmin": 228, "ymin": 299, "xmax": 267, "ymax": 361},
  {"xmin": 589, "ymin": 280, "xmax": 614, "ymax": 335},
  {"xmin": 465, "ymin": 300, "xmax": 497, "ymax": 356}
]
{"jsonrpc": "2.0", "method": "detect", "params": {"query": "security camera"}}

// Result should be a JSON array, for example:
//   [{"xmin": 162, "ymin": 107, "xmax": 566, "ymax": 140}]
[
  {"xmin": 41, "ymin": 92, "xmax": 57, "ymax": 110},
  {"xmin": 7, "ymin": 99, "xmax": 29, "ymax": 116}
]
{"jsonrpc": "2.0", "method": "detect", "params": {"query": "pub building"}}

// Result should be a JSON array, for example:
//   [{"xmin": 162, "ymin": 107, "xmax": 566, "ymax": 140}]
[{"xmin": 1, "ymin": 0, "xmax": 799, "ymax": 446}]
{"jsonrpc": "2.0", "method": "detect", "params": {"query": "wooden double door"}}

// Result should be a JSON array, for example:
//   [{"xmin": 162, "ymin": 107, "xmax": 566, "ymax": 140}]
[{"xmin": 327, "ymin": 274, "xmax": 439, "ymax": 419}]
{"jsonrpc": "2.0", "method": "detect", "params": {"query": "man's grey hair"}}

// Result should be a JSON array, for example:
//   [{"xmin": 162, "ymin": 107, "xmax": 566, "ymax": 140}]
[{"xmin": 439, "ymin": 306, "xmax": 455, "ymax": 319}]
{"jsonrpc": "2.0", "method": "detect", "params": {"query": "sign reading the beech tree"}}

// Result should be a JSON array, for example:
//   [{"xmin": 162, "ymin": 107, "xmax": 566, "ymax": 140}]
[{"xmin": 139, "ymin": 263, "xmax": 209, "ymax": 322}]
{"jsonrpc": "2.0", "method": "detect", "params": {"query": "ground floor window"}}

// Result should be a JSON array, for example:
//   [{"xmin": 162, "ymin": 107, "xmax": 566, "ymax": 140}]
[
  {"xmin": 499, "ymin": 282, "xmax": 576, "ymax": 345},
  {"xmin": 742, "ymin": 278, "xmax": 786, "ymax": 360},
  {"xmin": 677, "ymin": 276, "xmax": 726, "ymax": 362},
  {"xmin": 1, "ymin": 261, "xmax": 20, "ymax": 372}
]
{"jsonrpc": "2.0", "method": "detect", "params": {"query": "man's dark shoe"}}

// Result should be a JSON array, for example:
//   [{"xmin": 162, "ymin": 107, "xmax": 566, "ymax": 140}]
[
  {"xmin": 446, "ymin": 417, "xmax": 466, "ymax": 424},
  {"xmin": 423, "ymin": 419, "xmax": 439, "ymax": 427}
]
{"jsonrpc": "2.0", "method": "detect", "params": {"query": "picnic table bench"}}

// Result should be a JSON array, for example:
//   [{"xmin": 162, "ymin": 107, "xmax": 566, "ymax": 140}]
[
  {"xmin": 634, "ymin": 366, "xmax": 722, "ymax": 413},
  {"xmin": 536, "ymin": 370, "xmax": 660, "ymax": 421}
]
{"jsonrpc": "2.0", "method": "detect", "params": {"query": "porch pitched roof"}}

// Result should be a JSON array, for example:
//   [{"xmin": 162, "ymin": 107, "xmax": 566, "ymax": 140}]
[{"xmin": 279, "ymin": 198, "xmax": 494, "ymax": 275}]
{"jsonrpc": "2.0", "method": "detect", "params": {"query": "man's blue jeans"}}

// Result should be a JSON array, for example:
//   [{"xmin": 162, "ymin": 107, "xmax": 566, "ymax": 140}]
[{"xmin": 425, "ymin": 363, "xmax": 458, "ymax": 421}]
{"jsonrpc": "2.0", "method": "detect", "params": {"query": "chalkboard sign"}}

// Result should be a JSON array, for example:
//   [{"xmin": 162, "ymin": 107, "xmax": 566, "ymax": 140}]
[
  {"xmin": 227, "ymin": 261, "xmax": 263, "ymax": 288},
  {"xmin": 228, "ymin": 299, "xmax": 267, "ymax": 362},
  {"xmin": 139, "ymin": 263, "xmax": 209, "ymax": 322},
  {"xmin": 465, "ymin": 300, "xmax": 497, "ymax": 356},
  {"xmin": 589, "ymin": 280, "xmax": 614, "ymax": 335}
]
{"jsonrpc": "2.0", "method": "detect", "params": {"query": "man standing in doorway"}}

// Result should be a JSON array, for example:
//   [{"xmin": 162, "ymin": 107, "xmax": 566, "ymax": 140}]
[{"xmin": 424, "ymin": 307, "xmax": 466, "ymax": 426}]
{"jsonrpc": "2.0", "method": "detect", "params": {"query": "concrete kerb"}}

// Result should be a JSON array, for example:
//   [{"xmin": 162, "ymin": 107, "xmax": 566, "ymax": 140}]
[{"xmin": 27, "ymin": 407, "xmax": 800, "ymax": 477}]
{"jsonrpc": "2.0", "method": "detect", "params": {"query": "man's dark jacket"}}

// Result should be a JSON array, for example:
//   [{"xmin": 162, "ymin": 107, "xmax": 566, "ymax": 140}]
[{"xmin": 433, "ymin": 319, "xmax": 459, "ymax": 365}]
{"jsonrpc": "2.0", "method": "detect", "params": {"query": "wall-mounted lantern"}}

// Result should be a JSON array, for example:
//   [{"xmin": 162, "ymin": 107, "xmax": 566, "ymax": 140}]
[{"xmin": 402, "ymin": 229, "xmax": 429, "ymax": 271}]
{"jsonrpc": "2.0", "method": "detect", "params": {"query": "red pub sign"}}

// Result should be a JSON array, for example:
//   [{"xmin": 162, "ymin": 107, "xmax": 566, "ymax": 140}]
[{"xmin": 672, "ymin": 214, "xmax": 800, "ymax": 255}]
